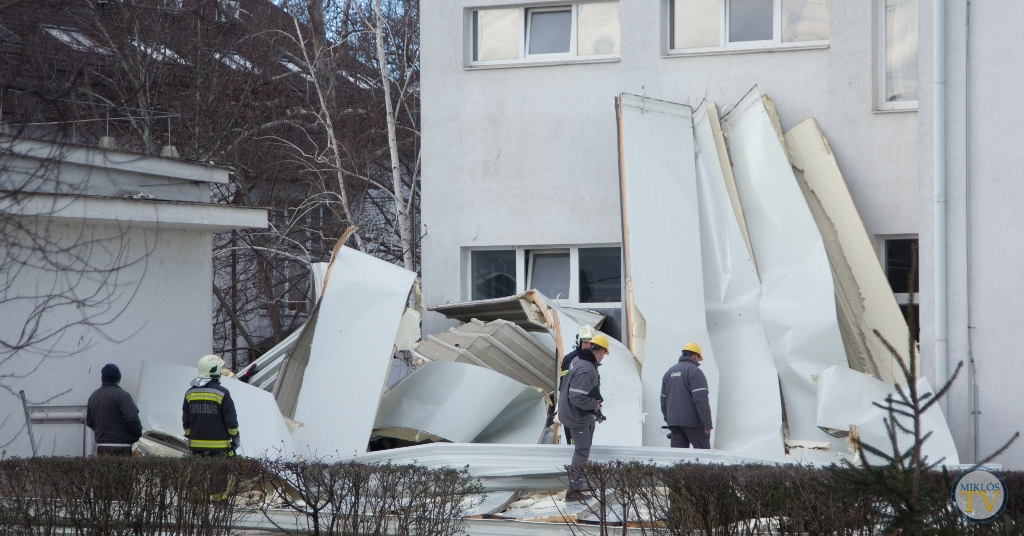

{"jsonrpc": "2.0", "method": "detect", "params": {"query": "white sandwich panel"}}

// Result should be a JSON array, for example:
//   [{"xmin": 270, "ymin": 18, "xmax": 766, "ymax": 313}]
[
  {"xmin": 372, "ymin": 361, "xmax": 546, "ymax": 444},
  {"xmin": 719, "ymin": 88, "xmax": 848, "ymax": 443},
  {"xmin": 616, "ymin": 94, "xmax": 719, "ymax": 447},
  {"xmin": 541, "ymin": 296, "xmax": 643, "ymax": 447},
  {"xmin": 135, "ymin": 360, "xmax": 295, "ymax": 457},
  {"xmin": 693, "ymin": 103, "xmax": 786, "ymax": 459},
  {"xmin": 785, "ymin": 119, "xmax": 912, "ymax": 386},
  {"xmin": 290, "ymin": 247, "xmax": 417, "ymax": 458}
]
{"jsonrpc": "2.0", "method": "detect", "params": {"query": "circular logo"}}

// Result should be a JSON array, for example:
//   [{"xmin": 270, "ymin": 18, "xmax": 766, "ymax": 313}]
[{"xmin": 951, "ymin": 467, "xmax": 1008, "ymax": 523}]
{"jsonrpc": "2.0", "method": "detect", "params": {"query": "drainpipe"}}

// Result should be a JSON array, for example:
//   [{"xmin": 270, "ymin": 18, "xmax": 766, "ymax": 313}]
[{"xmin": 933, "ymin": 0, "xmax": 948, "ymax": 414}]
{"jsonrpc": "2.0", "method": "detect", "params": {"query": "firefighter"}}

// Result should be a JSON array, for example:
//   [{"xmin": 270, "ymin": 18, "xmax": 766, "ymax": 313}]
[
  {"xmin": 558, "ymin": 334, "xmax": 610, "ymax": 501},
  {"xmin": 559, "ymin": 325, "xmax": 598, "ymax": 445},
  {"xmin": 182, "ymin": 355, "xmax": 240, "ymax": 457}
]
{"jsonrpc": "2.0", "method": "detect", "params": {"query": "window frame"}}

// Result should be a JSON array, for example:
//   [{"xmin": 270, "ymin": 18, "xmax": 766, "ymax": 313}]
[
  {"xmin": 664, "ymin": 0, "xmax": 828, "ymax": 57},
  {"xmin": 466, "ymin": 2, "xmax": 621, "ymax": 69},
  {"xmin": 875, "ymin": 0, "xmax": 918, "ymax": 112},
  {"xmin": 464, "ymin": 244, "xmax": 622, "ymax": 309}
]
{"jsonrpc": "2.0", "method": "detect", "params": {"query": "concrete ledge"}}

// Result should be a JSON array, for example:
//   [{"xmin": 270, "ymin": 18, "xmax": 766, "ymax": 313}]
[{"xmin": 1, "ymin": 193, "xmax": 268, "ymax": 230}]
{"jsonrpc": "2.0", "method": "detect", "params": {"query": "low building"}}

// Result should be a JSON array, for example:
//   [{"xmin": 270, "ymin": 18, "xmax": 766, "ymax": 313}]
[
  {"xmin": 0, "ymin": 134, "xmax": 266, "ymax": 456},
  {"xmin": 420, "ymin": 1, "xmax": 1022, "ymax": 467}
]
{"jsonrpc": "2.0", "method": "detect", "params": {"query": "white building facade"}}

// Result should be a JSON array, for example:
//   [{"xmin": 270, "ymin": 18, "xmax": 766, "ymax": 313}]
[
  {"xmin": 0, "ymin": 136, "xmax": 266, "ymax": 457},
  {"xmin": 421, "ymin": 1, "xmax": 1024, "ymax": 467}
]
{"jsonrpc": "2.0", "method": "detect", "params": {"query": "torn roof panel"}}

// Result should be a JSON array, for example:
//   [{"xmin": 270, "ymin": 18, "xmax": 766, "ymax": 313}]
[
  {"xmin": 289, "ymin": 246, "xmax": 417, "ymax": 458},
  {"xmin": 616, "ymin": 93, "xmax": 720, "ymax": 447},
  {"xmin": 372, "ymin": 361, "xmax": 546, "ymax": 444},
  {"xmin": 720, "ymin": 87, "xmax": 848, "ymax": 444},
  {"xmin": 785, "ymin": 118, "xmax": 911, "ymax": 386},
  {"xmin": 693, "ymin": 102, "xmax": 785, "ymax": 459},
  {"xmin": 430, "ymin": 292, "xmax": 550, "ymax": 331}
]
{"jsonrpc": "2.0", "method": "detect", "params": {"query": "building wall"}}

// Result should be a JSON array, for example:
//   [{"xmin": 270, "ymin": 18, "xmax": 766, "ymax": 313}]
[
  {"xmin": 421, "ymin": 1, "xmax": 920, "ymax": 335},
  {"xmin": 0, "ymin": 223, "xmax": 213, "ymax": 457}
]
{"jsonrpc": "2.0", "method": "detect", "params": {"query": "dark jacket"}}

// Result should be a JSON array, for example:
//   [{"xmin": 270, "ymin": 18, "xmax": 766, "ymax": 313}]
[
  {"xmin": 182, "ymin": 379, "xmax": 238, "ymax": 452},
  {"xmin": 661, "ymin": 354, "xmax": 713, "ymax": 430},
  {"xmin": 86, "ymin": 383, "xmax": 143, "ymax": 444},
  {"xmin": 561, "ymin": 347, "xmax": 603, "ymax": 401},
  {"xmin": 558, "ymin": 350, "xmax": 601, "ymax": 429}
]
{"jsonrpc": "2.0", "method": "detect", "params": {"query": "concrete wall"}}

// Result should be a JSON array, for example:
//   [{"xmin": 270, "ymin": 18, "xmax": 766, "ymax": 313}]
[
  {"xmin": 421, "ymin": 1, "xmax": 920, "ymax": 336},
  {"xmin": 917, "ymin": 0, "xmax": 1024, "ymax": 469}
]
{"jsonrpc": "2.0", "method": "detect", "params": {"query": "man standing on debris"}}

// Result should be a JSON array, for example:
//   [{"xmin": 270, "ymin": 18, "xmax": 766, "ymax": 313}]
[
  {"xmin": 661, "ymin": 342, "xmax": 713, "ymax": 449},
  {"xmin": 558, "ymin": 334, "xmax": 611, "ymax": 501},
  {"xmin": 182, "ymin": 355, "xmax": 240, "ymax": 457},
  {"xmin": 85, "ymin": 364, "xmax": 143, "ymax": 456},
  {"xmin": 559, "ymin": 325, "xmax": 597, "ymax": 445}
]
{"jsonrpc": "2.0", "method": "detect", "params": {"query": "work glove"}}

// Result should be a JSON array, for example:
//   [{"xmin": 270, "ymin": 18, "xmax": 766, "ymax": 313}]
[{"xmin": 230, "ymin": 433, "xmax": 241, "ymax": 451}]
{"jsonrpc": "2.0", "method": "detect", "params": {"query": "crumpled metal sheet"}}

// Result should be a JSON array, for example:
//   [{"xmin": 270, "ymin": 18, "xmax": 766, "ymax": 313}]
[
  {"xmin": 135, "ymin": 361, "xmax": 295, "ymax": 457},
  {"xmin": 430, "ymin": 293, "xmax": 550, "ymax": 332},
  {"xmin": 616, "ymin": 94, "xmax": 720, "ymax": 447},
  {"xmin": 413, "ymin": 319, "xmax": 557, "ymax": 393},
  {"xmin": 693, "ymin": 102, "xmax": 785, "ymax": 459},
  {"xmin": 720, "ymin": 88, "xmax": 848, "ymax": 443},
  {"xmin": 289, "ymin": 247, "xmax": 417, "ymax": 458},
  {"xmin": 372, "ymin": 361, "xmax": 546, "ymax": 444},
  {"xmin": 816, "ymin": 366, "xmax": 959, "ymax": 465},
  {"xmin": 785, "ymin": 118, "xmax": 911, "ymax": 386}
]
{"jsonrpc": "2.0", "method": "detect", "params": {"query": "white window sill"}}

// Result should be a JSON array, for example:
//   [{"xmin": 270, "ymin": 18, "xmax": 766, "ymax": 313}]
[
  {"xmin": 664, "ymin": 41, "xmax": 828, "ymax": 58},
  {"xmin": 465, "ymin": 56, "xmax": 620, "ymax": 70},
  {"xmin": 874, "ymin": 102, "xmax": 919, "ymax": 113}
]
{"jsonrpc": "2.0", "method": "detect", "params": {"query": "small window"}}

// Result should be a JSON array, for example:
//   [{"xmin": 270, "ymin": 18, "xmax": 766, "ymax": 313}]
[
  {"xmin": 218, "ymin": 0, "xmax": 241, "ymax": 21},
  {"xmin": 216, "ymin": 51, "xmax": 253, "ymax": 70},
  {"xmin": 884, "ymin": 238, "xmax": 919, "ymax": 341},
  {"xmin": 878, "ymin": 0, "xmax": 918, "ymax": 110},
  {"xmin": 279, "ymin": 58, "xmax": 313, "ymax": 81},
  {"xmin": 528, "ymin": 251, "xmax": 571, "ymax": 301},
  {"xmin": 133, "ymin": 39, "xmax": 186, "ymax": 64},
  {"xmin": 579, "ymin": 247, "xmax": 621, "ymax": 303},
  {"xmin": 471, "ymin": 250, "xmax": 517, "ymax": 300},
  {"xmin": 669, "ymin": 0, "xmax": 828, "ymax": 53},
  {"xmin": 43, "ymin": 26, "xmax": 109, "ymax": 55},
  {"xmin": 470, "ymin": 2, "xmax": 619, "ymax": 66}
]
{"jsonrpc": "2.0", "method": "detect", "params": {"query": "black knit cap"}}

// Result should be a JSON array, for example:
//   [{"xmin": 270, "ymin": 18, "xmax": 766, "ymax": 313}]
[{"xmin": 101, "ymin": 363, "xmax": 121, "ymax": 384}]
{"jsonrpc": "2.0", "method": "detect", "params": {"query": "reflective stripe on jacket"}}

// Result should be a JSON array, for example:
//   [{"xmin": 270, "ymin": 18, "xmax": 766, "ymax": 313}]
[
  {"xmin": 557, "ymin": 351, "xmax": 601, "ymax": 429},
  {"xmin": 181, "ymin": 380, "xmax": 238, "ymax": 452},
  {"xmin": 660, "ymin": 355, "xmax": 713, "ymax": 430}
]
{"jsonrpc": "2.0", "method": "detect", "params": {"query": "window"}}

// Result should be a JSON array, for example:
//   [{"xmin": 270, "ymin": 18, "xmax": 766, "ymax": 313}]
[
  {"xmin": 42, "ymin": 26, "xmax": 109, "ymax": 55},
  {"xmin": 470, "ymin": 2, "xmax": 619, "ymax": 66},
  {"xmin": 279, "ymin": 58, "xmax": 314, "ymax": 82},
  {"xmin": 468, "ymin": 245, "xmax": 624, "ymax": 338},
  {"xmin": 669, "ymin": 0, "xmax": 828, "ymax": 54},
  {"xmin": 877, "ymin": 0, "xmax": 918, "ymax": 111},
  {"xmin": 132, "ymin": 39, "xmax": 187, "ymax": 64},
  {"xmin": 471, "ymin": 250, "xmax": 518, "ymax": 301},
  {"xmin": 884, "ymin": 238, "xmax": 919, "ymax": 341},
  {"xmin": 216, "ymin": 51, "xmax": 253, "ymax": 71},
  {"xmin": 218, "ymin": 0, "xmax": 241, "ymax": 21}
]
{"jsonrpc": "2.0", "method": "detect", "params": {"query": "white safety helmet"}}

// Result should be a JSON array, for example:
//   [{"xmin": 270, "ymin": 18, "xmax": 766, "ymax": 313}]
[
  {"xmin": 197, "ymin": 354, "xmax": 225, "ymax": 379},
  {"xmin": 577, "ymin": 325, "xmax": 597, "ymax": 342}
]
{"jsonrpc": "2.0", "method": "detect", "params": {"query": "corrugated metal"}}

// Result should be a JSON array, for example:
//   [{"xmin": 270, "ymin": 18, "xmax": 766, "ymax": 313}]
[
  {"xmin": 693, "ymin": 102, "xmax": 786, "ymax": 459},
  {"xmin": 372, "ymin": 361, "xmax": 546, "ymax": 444},
  {"xmin": 616, "ymin": 94, "xmax": 720, "ymax": 447},
  {"xmin": 720, "ymin": 88, "xmax": 847, "ymax": 443},
  {"xmin": 430, "ymin": 292, "xmax": 550, "ymax": 332}
]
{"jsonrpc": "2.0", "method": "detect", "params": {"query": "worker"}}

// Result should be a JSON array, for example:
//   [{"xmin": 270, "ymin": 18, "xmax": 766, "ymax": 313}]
[
  {"xmin": 559, "ymin": 325, "xmax": 597, "ymax": 445},
  {"xmin": 660, "ymin": 342, "xmax": 713, "ymax": 449},
  {"xmin": 558, "ymin": 334, "xmax": 610, "ymax": 501},
  {"xmin": 85, "ymin": 363, "xmax": 142, "ymax": 456},
  {"xmin": 182, "ymin": 355, "xmax": 240, "ymax": 457}
]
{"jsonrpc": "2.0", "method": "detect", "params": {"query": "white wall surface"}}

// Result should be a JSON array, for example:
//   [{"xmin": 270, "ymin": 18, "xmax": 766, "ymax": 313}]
[{"xmin": 421, "ymin": 0, "xmax": 920, "ymax": 338}]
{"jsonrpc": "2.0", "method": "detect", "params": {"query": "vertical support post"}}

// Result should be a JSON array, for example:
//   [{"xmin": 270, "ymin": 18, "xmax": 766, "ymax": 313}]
[
  {"xmin": 19, "ymin": 390, "xmax": 37, "ymax": 457},
  {"xmin": 933, "ymin": 0, "xmax": 947, "ymax": 414}
]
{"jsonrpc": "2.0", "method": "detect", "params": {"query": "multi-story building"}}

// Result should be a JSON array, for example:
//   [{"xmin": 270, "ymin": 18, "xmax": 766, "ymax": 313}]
[{"xmin": 421, "ymin": 1, "xmax": 1023, "ymax": 467}]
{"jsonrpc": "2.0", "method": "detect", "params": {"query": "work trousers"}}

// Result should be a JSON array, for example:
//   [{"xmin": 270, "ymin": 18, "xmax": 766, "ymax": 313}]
[
  {"xmin": 567, "ymin": 421, "xmax": 596, "ymax": 491},
  {"xmin": 95, "ymin": 445, "xmax": 132, "ymax": 456},
  {"xmin": 669, "ymin": 426, "xmax": 710, "ymax": 449}
]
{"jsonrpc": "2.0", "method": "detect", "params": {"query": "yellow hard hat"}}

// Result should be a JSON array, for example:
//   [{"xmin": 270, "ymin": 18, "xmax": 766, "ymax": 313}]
[
  {"xmin": 682, "ymin": 342, "xmax": 702, "ymax": 360},
  {"xmin": 590, "ymin": 334, "xmax": 611, "ymax": 353},
  {"xmin": 197, "ymin": 354, "xmax": 225, "ymax": 378}
]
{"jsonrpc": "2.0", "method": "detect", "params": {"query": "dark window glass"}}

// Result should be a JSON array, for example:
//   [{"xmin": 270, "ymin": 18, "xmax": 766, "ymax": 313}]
[
  {"xmin": 729, "ymin": 0, "xmax": 774, "ymax": 42},
  {"xmin": 530, "ymin": 252, "xmax": 570, "ymax": 300},
  {"xmin": 472, "ymin": 250, "xmax": 517, "ymax": 300},
  {"xmin": 885, "ymin": 238, "xmax": 919, "ymax": 293},
  {"xmin": 528, "ymin": 9, "xmax": 572, "ymax": 54},
  {"xmin": 590, "ymin": 307, "xmax": 623, "ymax": 342},
  {"xmin": 579, "ymin": 247, "xmax": 622, "ymax": 303}
]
